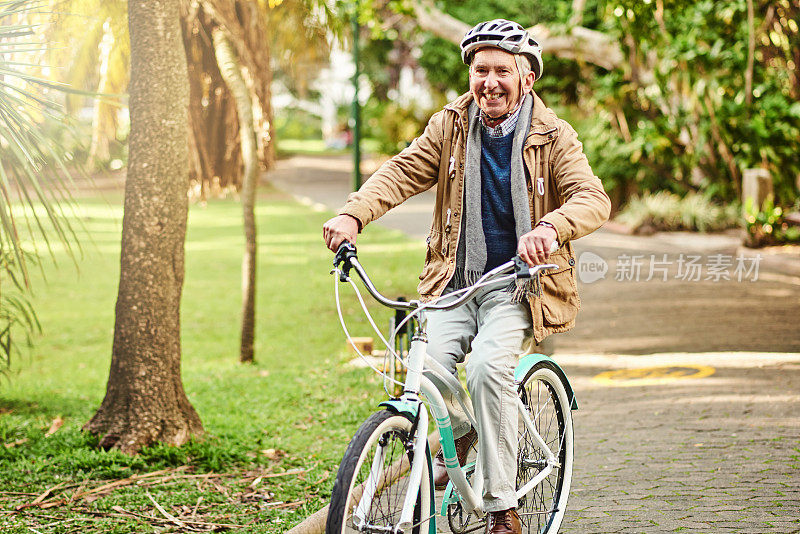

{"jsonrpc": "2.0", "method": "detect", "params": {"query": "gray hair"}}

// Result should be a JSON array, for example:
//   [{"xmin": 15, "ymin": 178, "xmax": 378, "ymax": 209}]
[{"xmin": 515, "ymin": 54, "xmax": 533, "ymax": 80}]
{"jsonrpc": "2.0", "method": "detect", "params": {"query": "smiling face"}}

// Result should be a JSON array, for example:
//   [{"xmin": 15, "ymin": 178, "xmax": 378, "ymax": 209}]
[{"xmin": 469, "ymin": 47, "xmax": 535, "ymax": 119}]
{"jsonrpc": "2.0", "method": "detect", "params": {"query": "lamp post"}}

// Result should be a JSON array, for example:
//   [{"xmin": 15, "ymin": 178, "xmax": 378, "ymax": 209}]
[{"xmin": 352, "ymin": 0, "xmax": 362, "ymax": 191}]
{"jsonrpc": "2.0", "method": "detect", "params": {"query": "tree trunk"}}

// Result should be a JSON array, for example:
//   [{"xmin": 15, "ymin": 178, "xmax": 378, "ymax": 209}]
[
  {"xmin": 84, "ymin": 0, "xmax": 203, "ymax": 453},
  {"xmin": 745, "ymin": 0, "xmax": 755, "ymax": 108},
  {"xmin": 203, "ymin": 0, "xmax": 275, "ymax": 169},
  {"xmin": 212, "ymin": 27, "xmax": 257, "ymax": 364}
]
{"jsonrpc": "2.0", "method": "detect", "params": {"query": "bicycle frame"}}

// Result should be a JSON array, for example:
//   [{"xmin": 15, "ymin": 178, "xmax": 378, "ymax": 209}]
[
  {"xmin": 352, "ymin": 334, "xmax": 563, "ymax": 533},
  {"xmin": 334, "ymin": 244, "xmax": 565, "ymax": 533}
]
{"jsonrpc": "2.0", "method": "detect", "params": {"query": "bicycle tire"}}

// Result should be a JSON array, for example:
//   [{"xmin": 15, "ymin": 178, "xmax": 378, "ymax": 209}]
[
  {"xmin": 516, "ymin": 364, "xmax": 574, "ymax": 534},
  {"xmin": 326, "ymin": 410, "xmax": 432, "ymax": 534}
]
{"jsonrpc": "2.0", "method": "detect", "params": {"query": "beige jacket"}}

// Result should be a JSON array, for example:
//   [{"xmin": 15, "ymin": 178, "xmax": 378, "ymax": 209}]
[{"xmin": 340, "ymin": 91, "xmax": 611, "ymax": 342}]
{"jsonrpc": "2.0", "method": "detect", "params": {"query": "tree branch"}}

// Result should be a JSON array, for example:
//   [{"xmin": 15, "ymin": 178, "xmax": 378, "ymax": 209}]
[
  {"xmin": 407, "ymin": 0, "xmax": 468, "ymax": 45},
  {"xmin": 569, "ymin": 0, "xmax": 587, "ymax": 27},
  {"xmin": 407, "ymin": 0, "xmax": 624, "ymax": 70},
  {"xmin": 745, "ymin": 0, "xmax": 755, "ymax": 108}
]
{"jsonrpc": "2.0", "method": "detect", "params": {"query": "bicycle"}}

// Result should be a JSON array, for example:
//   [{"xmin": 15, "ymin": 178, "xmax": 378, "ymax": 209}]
[{"xmin": 326, "ymin": 242, "xmax": 577, "ymax": 534}]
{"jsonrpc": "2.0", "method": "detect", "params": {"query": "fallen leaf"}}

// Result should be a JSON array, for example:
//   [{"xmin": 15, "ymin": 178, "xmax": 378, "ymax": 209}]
[
  {"xmin": 146, "ymin": 491, "xmax": 185, "ymax": 529},
  {"xmin": 261, "ymin": 448, "xmax": 284, "ymax": 460},
  {"xmin": 45, "ymin": 417, "xmax": 64, "ymax": 437}
]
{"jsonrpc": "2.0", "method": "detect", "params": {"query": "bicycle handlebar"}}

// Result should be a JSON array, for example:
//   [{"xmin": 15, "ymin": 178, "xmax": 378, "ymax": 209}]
[{"xmin": 333, "ymin": 241, "xmax": 559, "ymax": 312}]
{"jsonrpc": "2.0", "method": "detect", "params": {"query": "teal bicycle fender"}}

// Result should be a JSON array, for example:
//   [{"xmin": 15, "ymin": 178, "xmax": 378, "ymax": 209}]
[
  {"xmin": 515, "ymin": 353, "xmax": 579, "ymax": 410},
  {"xmin": 378, "ymin": 399, "xmax": 420, "ymax": 419}
]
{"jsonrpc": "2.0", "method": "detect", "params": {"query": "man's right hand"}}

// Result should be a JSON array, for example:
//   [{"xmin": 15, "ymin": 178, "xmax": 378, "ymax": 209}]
[{"xmin": 323, "ymin": 214, "xmax": 360, "ymax": 251}]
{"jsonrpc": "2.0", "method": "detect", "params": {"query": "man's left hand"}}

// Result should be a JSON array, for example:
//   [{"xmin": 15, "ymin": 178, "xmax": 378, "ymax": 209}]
[{"xmin": 518, "ymin": 225, "xmax": 558, "ymax": 266}]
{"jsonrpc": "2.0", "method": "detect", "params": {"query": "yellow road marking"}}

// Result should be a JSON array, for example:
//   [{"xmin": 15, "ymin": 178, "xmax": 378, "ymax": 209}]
[{"xmin": 592, "ymin": 365, "xmax": 716, "ymax": 387}]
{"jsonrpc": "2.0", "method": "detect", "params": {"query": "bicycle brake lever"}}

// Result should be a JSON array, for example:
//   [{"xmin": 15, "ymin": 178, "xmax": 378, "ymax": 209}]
[
  {"xmin": 514, "ymin": 256, "xmax": 532, "ymax": 278},
  {"xmin": 514, "ymin": 240, "xmax": 561, "ymax": 278},
  {"xmin": 334, "ymin": 241, "xmax": 358, "ymax": 281}
]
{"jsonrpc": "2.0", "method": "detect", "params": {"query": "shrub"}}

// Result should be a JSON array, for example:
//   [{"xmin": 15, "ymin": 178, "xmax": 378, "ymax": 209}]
[
  {"xmin": 745, "ymin": 198, "xmax": 800, "ymax": 247},
  {"xmin": 616, "ymin": 191, "xmax": 740, "ymax": 233}
]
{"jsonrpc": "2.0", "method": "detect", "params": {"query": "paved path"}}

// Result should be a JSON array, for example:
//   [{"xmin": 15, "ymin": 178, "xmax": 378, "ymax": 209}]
[
  {"xmin": 562, "ymin": 352, "xmax": 800, "ymax": 533},
  {"xmin": 267, "ymin": 156, "xmax": 800, "ymax": 533}
]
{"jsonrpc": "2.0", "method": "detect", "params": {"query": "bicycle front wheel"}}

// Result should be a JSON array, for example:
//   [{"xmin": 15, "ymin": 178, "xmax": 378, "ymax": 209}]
[
  {"xmin": 326, "ymin": 410, "xmax": 432, "ymax": 534},
  {"xmin": 516, "ymin": 364, "xmax": 574, "ymax": 534}
]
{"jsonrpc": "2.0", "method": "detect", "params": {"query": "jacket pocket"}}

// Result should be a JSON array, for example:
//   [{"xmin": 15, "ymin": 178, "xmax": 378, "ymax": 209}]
[
  {"xmin": 418, "ymin": 231, "xmax": 446, "ymax": 295},
  {"xmin": 422, "ymin": 230, "xmax": 442, "ymax": 265},
  {"xmin": 540, "ymin": 251, "xmax": 580, "ymax": 326}
]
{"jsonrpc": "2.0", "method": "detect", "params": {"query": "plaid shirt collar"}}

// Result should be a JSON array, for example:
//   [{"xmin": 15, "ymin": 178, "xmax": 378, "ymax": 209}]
[{"xmin": 480, "ymin": 101, "xmax": 523, "ymax": 138}]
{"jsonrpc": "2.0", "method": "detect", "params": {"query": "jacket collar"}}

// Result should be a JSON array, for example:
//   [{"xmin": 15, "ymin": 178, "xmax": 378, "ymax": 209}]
[{"xmin": 443, "ymin": 90, "xmax": 558, "ymax": 135}]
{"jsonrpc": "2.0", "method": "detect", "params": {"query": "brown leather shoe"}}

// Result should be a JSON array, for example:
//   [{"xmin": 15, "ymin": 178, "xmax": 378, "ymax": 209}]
[
  {"xmin": 432, "ymin": 427, "xmax": 477, "ymax": 490},
  {"xmin": 487, "ymin": 508, "xmax": 521, "ymax": 534}
]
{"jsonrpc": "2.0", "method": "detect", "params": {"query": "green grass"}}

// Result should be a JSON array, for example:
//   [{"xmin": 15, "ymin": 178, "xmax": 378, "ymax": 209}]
[
  {"xmin": 276, "ymin": 138, "xmax": 382, "ymax": 157},
  {"xmin": 0, "ymin": 190, "xmax": 426, "ymax": 532}
]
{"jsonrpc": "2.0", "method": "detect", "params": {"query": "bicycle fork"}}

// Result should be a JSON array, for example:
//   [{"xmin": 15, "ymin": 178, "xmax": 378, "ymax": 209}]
[
  {"xmin": 351, "ymin": 405, "xmax": 430, "ymax": 533},
  {"xmin": 515, "ymin": 396, "xmax": 558, "ymax": 499},
  {"xmin": 353, "ymin": 337, "xmax": 433, "ymax": 534}
]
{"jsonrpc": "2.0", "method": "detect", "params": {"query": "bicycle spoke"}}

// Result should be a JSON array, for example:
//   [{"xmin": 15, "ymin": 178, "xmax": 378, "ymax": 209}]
[{"xmin": 516, "ymin": 368, "xmax": 573, "ymax": 533}]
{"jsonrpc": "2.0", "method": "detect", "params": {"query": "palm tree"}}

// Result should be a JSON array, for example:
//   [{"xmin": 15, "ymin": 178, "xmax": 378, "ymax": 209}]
[
  {"xmin": 0, "ymin": 0, "xmax": 81, "ymax": 370},
  {"xmin": 182, "ymin": 0, "xmax": 335, "ymax": 363},
  {"xmin": 48, "ymin": 0, "xmax": 337, "ymax": 364},
  {"xmin": 47, "ymin": 0, "xmax": 129, "ymax": 167}
]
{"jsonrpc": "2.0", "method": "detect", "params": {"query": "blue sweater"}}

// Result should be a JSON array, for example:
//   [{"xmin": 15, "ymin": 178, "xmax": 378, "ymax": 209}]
[{"xmin": 480, "ymin": 129, "xmax": 517, "ymax": 271}]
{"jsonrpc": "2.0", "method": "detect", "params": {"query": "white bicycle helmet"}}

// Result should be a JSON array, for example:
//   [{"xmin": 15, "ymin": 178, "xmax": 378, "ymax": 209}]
[{"xmin": 460, "ymin": 19, "xmax": 543, "ymax": 79}]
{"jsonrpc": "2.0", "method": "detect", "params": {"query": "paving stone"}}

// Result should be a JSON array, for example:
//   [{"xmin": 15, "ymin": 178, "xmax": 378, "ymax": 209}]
[
  {"xmin": 705, "ymin": 520, "xmax": 753, "ymax": 528},
  {"xmin": 571, "ymin": 511, "xmax": 609, "ymax": 518},
  {"xmin": 554, "ymin": 358, "xmax": 800, "ymax": 533}
]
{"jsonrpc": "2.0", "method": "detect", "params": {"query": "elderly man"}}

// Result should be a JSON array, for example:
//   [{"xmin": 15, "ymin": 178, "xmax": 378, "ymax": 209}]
[{"xmin": 324, "ymin": 19, "xmax": 610, "ymax": 534}]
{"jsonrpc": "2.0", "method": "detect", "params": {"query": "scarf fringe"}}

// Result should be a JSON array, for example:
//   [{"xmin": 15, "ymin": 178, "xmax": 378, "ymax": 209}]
[
  {"xmin": 453, "ymin": 268, "xmax": 536, "ymax": 303},
  {"xmin": 510, "ymin": 278, "xmax": 535, "ymax": 303},
  {"xmin": 451, "ymin": 268, "xmax": 485, "ymax": 290}
]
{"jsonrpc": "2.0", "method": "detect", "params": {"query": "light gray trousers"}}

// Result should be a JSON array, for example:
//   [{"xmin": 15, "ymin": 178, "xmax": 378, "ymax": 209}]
[{"xmin": 424, "ymin": 284, "xmax": 533, "ymax": 512}]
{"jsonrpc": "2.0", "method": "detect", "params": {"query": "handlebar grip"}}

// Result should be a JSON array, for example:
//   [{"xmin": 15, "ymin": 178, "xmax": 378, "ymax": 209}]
[
  {"xmin": 334, "ymin": 240, "xmax": 356, "ymax": 261},
  {"xmin": 333, "ymin": 242, "xmax": 358, "ymax": 281}
]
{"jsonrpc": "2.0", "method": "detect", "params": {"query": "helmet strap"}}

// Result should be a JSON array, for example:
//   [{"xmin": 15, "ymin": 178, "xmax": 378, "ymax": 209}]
[{"xmin": 481, "ymin": 109, "xmax": 512, "ymax": 128}]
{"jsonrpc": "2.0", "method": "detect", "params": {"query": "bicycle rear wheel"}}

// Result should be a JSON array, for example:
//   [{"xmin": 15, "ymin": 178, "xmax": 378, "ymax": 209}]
[
  {"xmin": 326, "ymin": 410, "xmax": 432, "ymax": 534},
  {"xmin": 516, "ymin": 364, "xmax": 574, "ymax": 534}
]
